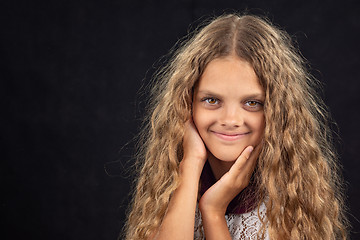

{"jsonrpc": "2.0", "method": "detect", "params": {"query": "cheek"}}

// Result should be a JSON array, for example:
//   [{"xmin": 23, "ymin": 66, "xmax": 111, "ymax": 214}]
[
  {"xmin": 193, "ymin": 109, "xmax": 207, "ymax": 130},
  {"xmin": 249, "ymin": 114, "xmax": 265, "ymax": 143},
  {"xmin": 249, "ymin": 113, "xmax": 265, "ymax": 130},
  {"xmin": 193, "ymin": 108, "xmax": 215, "ymax": 135}
]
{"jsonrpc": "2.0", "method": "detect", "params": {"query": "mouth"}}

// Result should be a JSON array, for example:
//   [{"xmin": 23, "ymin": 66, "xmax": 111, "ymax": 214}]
[{"xmin": 211, "ymin": 131, "xmax": 250, "ymax": 141}]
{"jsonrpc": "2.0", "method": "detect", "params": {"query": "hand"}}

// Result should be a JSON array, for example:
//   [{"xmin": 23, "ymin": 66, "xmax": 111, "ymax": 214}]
[
  {"xmin": 198, "ymin": 145, "xmax": 261, "ymax": 216},
  {"xmin": 181, "ymin": 120, "xmax": 207, "ymax": 174}
]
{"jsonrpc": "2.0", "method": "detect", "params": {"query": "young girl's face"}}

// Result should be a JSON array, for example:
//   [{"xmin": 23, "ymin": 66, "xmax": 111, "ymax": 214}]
[{"xmin": 192, "ymin": 56, "xmax": 265, "ymax": 162}]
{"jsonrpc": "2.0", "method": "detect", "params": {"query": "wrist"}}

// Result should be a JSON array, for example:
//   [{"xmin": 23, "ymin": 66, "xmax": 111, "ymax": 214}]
[
  {"xmin": 198, "ymin": 207, "xmax": 227, "ymax": 231},
  {"xmin": 180, "ymin": 156, "xmax": 205, "ymax": 177},
  {"xmin": 198, "ymin": 201, "xmax": 227, "ymax": 218}
]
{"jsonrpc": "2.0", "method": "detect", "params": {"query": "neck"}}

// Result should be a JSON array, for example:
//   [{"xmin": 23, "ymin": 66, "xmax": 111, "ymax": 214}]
[{"xmin": 207, "ymin": 152, "xmax": 235, "ymax": 180}]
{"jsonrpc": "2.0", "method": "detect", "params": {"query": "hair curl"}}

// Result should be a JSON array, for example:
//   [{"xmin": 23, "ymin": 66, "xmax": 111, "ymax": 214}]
[{"xmin": 124, "ymin": 13, "xmax": 348, "ymax": 240}]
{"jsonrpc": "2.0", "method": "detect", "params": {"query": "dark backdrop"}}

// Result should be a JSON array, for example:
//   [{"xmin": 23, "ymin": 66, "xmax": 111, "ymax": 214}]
[{"xmin": 2, "ymin": 0, "xmax": 359, "ymax": 239}]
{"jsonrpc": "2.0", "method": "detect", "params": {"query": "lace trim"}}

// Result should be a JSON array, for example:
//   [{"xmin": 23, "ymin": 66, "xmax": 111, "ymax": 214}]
[{"xmin": 194, "ymin": 202, "xmax": 268, "ymax": 240}]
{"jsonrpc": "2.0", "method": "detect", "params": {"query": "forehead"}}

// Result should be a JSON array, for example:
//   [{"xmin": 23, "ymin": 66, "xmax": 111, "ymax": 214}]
[{"xmin": 196, "ymin": 56, "xmax": 264, "ymax": 97}]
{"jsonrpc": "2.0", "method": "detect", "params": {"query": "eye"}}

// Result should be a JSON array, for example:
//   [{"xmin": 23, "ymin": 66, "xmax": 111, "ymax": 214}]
[
  {"xmin": 244, "ymin": 100, "xmax": 263, "ymax": 110},
  {"xmin": 204, "ymin": 97, "xmax": 219, "ymax": 105},
  {"xmin": 246, "ymin": 101, "xmax": 259, "ymax": 107}
]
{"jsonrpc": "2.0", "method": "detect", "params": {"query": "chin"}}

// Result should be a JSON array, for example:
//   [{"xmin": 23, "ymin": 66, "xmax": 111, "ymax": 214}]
[{"xmin": 210, "ymin": 150, "xmax": 242, "ymax": 162}]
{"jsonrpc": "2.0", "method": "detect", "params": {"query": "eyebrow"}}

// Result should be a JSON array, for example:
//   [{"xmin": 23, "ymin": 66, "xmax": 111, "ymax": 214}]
[{"xmin": 196, "ymin": 90, "xmax": 265, "ymax": 99}]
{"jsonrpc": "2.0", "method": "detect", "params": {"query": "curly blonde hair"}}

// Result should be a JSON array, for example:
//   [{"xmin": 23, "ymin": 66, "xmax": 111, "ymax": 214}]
[{"xmin": 124, "ymin": 13, "xmax": 348, "ymax": 240}]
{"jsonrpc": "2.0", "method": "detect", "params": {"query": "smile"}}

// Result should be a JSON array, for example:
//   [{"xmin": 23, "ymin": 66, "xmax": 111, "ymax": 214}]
[{"xmin": 211, "ymin": 131, "xmax": 250, "ymax": 141}]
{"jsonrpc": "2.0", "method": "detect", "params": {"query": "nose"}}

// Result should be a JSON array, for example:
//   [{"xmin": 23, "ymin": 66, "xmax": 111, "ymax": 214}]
[{"xmin": 219, "ymin": 104, "xmax": 243, "ymax": 127}]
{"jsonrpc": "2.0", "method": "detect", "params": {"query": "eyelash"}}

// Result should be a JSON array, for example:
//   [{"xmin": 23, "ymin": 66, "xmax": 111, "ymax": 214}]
[
  {"xmin": 201, "ymin": 97, "xmax": 263, "ymax": 109},
  {"xmin": 202, "ymin": 97, "xmax": 219, "ymax": 105},
  {"xmin": 245, "ymin": 100, "xmax": 263, "ymax": 108}
]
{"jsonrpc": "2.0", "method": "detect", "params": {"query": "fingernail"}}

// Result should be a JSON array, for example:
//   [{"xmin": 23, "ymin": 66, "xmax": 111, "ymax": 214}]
[{"xmin": 248, "ymin": 146, "xmax": 254, "ymax": 153}]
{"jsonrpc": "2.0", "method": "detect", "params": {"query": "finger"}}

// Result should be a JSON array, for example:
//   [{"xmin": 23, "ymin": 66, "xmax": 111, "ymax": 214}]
[
  {"xmin": 184, "ymin": 119, "xmax": 192, "ymax": 129},
  {"xmin": 243, "ymin": 144, "xmax": 261, "ymax": 173},
  {"xmin": 231, "ymin": 144, "xmax": 261, "ymax": 174},
  {"xmin": 184, "ymin": 120, "xmax": 195, "ymax": 137},
  {"xmin": 230, "ymin": 146, "xmax": 254, "ymax": 170}
]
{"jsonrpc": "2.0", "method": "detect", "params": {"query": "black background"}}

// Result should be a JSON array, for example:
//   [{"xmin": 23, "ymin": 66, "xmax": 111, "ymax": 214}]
[{"xmin": 2, "ymin": 0, "xmax": 360, "ymax": 239}]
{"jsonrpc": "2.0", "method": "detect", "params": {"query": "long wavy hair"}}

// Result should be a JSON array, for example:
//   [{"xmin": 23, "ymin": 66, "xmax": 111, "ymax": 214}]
[{"xmin": 124, "ymin": 13, "xmax": 348, "ymax": 240}]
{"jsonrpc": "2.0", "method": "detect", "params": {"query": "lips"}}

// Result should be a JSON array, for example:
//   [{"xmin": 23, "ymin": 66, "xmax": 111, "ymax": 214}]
[{"xmin": 211, "ymin": 131, "xmax": 250, "ymax": 141}]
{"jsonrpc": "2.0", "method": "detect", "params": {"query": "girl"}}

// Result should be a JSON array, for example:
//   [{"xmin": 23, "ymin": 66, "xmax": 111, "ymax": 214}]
[{"xmin": 124, "ymin": 13, "xmax": 348, "ymax": 239}]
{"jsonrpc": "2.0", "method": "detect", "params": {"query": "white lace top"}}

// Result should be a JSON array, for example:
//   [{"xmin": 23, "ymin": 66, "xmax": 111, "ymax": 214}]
[{"xmin": 194, "ymin": 202, "xmax": 269, "ymax": 240}]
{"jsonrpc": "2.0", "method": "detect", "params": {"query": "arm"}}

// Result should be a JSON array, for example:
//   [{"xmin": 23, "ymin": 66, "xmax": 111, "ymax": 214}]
[
  {"xmin": 199, "ymin": 145, "xmax": 260, "ymax": 240},
  {"xmin": 153, "ymin": 159, "xmax": 202, "ymax": 240},
  {"xmin": 152, "ymin": 121, "xmax": 207, "ymax": 240}
]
